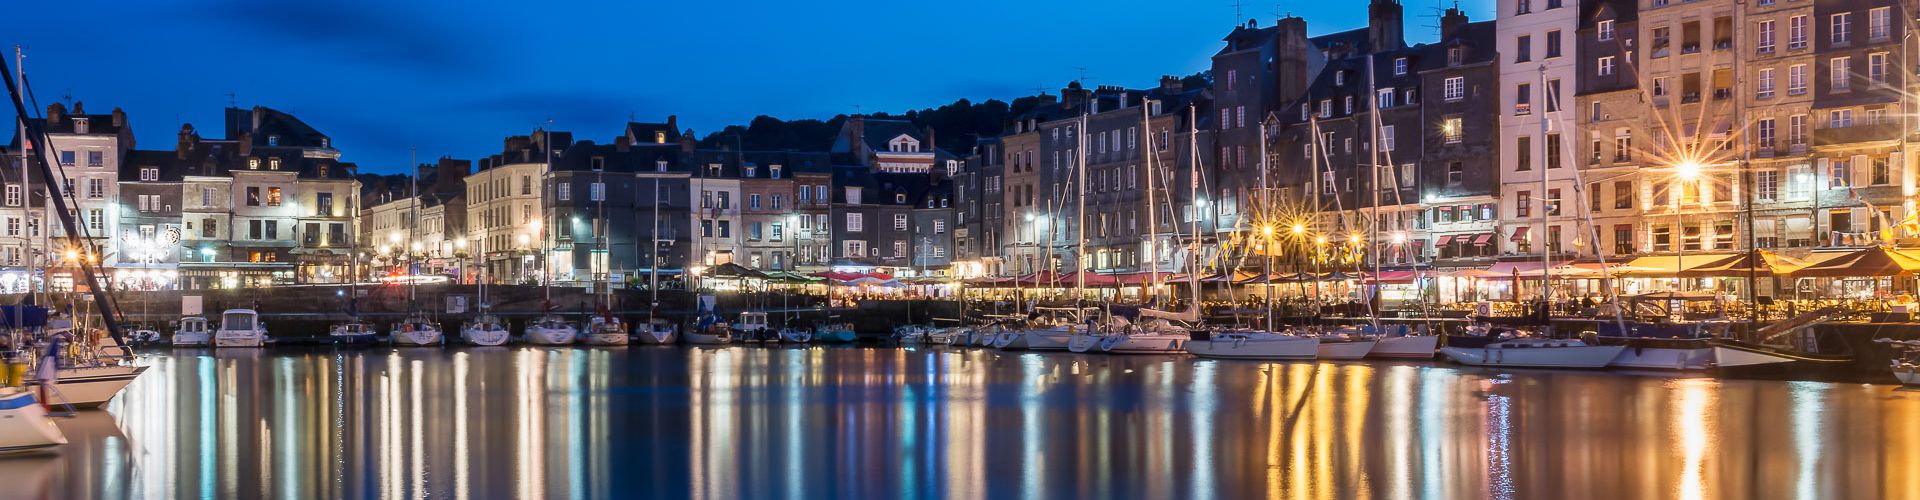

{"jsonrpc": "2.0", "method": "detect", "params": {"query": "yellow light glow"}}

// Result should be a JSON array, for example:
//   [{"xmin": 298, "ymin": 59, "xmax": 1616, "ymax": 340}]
[
  {"xmin": 1261, "ymin": 225, "xmax": 1275, "ymax": 237},
  {"xmin": 1315, "ymin": 236, "xmax": 1328, "ymax": 246},
  {"xmin": 1675, "ymin": 160, "xmax": 1702, "ymax": 181},
  {"xmin": 1391, "ymin": 232, "xmax": 1407, "ymax": 244},
  {"xmin": 1291, "ymin": 224, "xmax": 1305, "ymax": 235},
  {"xmin": 1348, "ymin": 233, "xmax": 1362, "ymax": 244},
  {"xmin": 64, "ymin": 249, "xmax": 79, "ymax": 261}
]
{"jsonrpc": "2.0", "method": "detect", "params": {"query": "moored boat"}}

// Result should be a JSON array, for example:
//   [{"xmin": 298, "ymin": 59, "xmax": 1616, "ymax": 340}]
[
  {"xmin": 459, "ymin": 314, "xmax": 511, "ymax": 346},
  {"xmin": 1877, "ymin": 339, "xmax": 1920, "ymax": 385},
  {"xmin": 815, "ymin": 323, "xmax": 857, "ymax": 343},
  {"xmin": 329, "ymin": 321, "xmax": 380, "ymax": 345},
  {"xmin": 1184, "ymin": 331, "xmax": 1320, "ymax": 360},
  {"xmin": 637, "ymin": 318, "xmax": 678, "ymax": 344},
  {"xmin": 524, "ymin": 315, "xmax": 578, "ymax": 346},
  {"xmin": 39, "ymin": 364, "xmax": 147, "ymax": 409},
  {"xmin": 389, "ymin": 314, "xmax": 444, "ymax": 347},
  {"xmin": 0, "ymin": 390, "xmax": 65, "ymax": 454},
  {"xmin": 170, "ymin": 317, "xmax": 212, "ymax": 347},
  {"xmin": 213, "ymin": 309, "xmax": 267, "ymax": 348},
  {"xmin": 1440, "ymin": 338, "xmax": 1626, "ymax": 369},
  {"xmin": 584, "ymin": 315, "xmax": 630, "ymax": 346}
]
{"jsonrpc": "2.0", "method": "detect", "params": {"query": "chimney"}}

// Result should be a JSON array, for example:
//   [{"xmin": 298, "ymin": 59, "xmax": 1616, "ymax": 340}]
[
  {"xmin": 71, "ymin": 101, "xmax": 84, "ymax": 115},
  {"xmin": 1275, "ymin": 15, "xmax": 1313, "ymax": 105},
  {"xmin": 1063, "ymin": 81, "xmax": 1090, "ymax": 110},
  {"xmin": 616, "ymin": 135, "xmax": 632, "ymax": 152},
  {"xmin": 1368, "ymin": 0, "xmax": 1405, "ymax": 51},
  {"xmin": 251, "ymin": 106, "xmax": 264, "ymax": 134},
  {"xmin": 45, "ymin": 102, "xmax": 65, "ymax": 125},
  {"xmin": 923, "ymin": 126, "xmax": 936, "ymax": 153},
  {"xmin": 849, "ymin": 115, "xmax": 867, "ymax": 148},
  {"xmin": 679, "ymin": 129, "xmax": 697, "ymax": 154},
  {"xmin": 1160, "ymin": 75, "xmax": 1184, "ymax": 92},
  {"xmin": 667, "ymin": 115, "xmax": 678, "ymax": 134},
  {"xmin": 111, "ymin": 108, "xmax": 126, "ymax": 128},
  {"xmin": 238, "ymin": 131, "xmax": 253, "ymax": 157},
  {"xmin": 1440, "ymin": 6, "xmax": 1468, "ymax": 38},
  {"xmin": 176, "ymin": 123, "xmax": 197, "ymax": 160}
]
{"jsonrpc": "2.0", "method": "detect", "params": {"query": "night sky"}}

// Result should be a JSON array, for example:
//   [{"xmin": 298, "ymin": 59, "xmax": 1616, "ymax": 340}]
[{"xmin": 10, "ymin": 0, "xmax": 1495, "ymax": 173}]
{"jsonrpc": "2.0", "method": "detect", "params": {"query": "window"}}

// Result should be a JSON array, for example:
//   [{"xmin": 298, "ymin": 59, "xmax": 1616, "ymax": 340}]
[
  {"xmin": 1516, "ymin": 136, "xmax": 1532, "ymax": 171},
  {"xmin": 264, "ymin": 220, "xmax": 277, "ymax": 240},
  {"xmin": 1377, "ymin": 88, "xmax": 1395, "ymax": 109},
  {"xmin": 1381, "ymin": 125, "xmax": 1395, "ymax": 152},
  {"xmin": 2, "ymin": 185, "xmax": 15, "ymax": 206},
  {"xmin": 1546, "ymin": 30, "xmax": 1562, "ymax": 58},
  {"xmin": 590, "ymin": 182, "xmax": 606, "ymax": 201},
  {"xmin": 1757, "ymin": 170, "xmax": 1779, "ymax": 202},
  {"xmin": 1829, "ymin": 158, "xmax": 1851, "ymax": 189},
  {"xmin": 1443, "ymin": 77, "xmax": 1464, "ymax": 101},
  {"xmin": 1516, "ymin": 35, "xmax": 1532, "ymax": 62},
  {"xmin": 1598, "ymin": 56, "xmax": 1615, "ymax": 77},
  {"xmin": 847, "ymin": 213, "xmax": 863, "ymax": 232},
  {"xmin": 1870, "ymin": 7, "xmax": 1890, "ymax": 41},
  {"xmin": 1757, "ymin": 20, "xmax": 1775, "ymax": 54},
  {"xmin": 1788, "ymin": 65, "xmax": 1807, "ymax": 95},
  {"xmin": 1870, "ymin": 53, "xmax": 1888, "ymax": 84},
  {"xmin": 1598, "ymin": 20, "xmax": 1614, "ymax": 41},
  {"xmin": 1615, "ymin": 130, "xmax": 1632, "ymax": 162},
  {"xmin": 58, "ymin": 151, "xmax": 74, "ymax": 166},
  {"xmin": 1545, "ymin": 79, "xmax": 1561, "ymax": 112},
  {"xmin": 202, "ymin": 188, "xmax": 215, "ymax": 207},
  {"xmin": 1757, "ymin": 118, "xmax": 1776, "ymax": 149},
  {"xmin": 267, "ymin": 187, "xmax": 282, "ymax": 206},
  {"xmin": 1789, "ymin": 15, "xmax": 1807, "ymax": 50},
  {"xmin": 1831, "ymin": 57, "xmax": 1851, "ymax": 91},
  {"xmin": 894, "ymin": 214, "xmax": 908, "ymax": 231},
  {"xmin": 718, "ymin": 220, "xmax": 731, "ymax": 238},
  {"xmin": 1442, "ymin": 116, "xmax": 1463, "ymax": 144},
  {"xmin": 1653, "ymin": 77, "xmax": 1670, "ymax": 97},
  {"xmin": 1394, "ymin": 57, "xmax": 1407, "ymax": 75},
  {"xmin": 1516, "ymin": 0, "xmax": 1530, "ymax": 14},
  {"xmin": 1652, "ymin": 224, "xmax": 1672, "ymax": 251},
  {"xmin": 1614, "ymin": 180, "xmax": 1634, "ymax": 209},
  {"xmin": 1446, "ymin": 162, "xmax": 1464, "ymax": 185},
  {"xmin": 1790, "ymin": 114, "xmax": 1808, "ymax": 146},
  {"xmin": 557, "ymin": 183, "xmax": 571, "ymax": 201},
  {"xmin": 83, "ymin": 151, "xmax": 100, "ymax": 167},
  {"xmin": 245, "ymin": 187, "xmax": 261, "ymax": 206},
  {"xmin": 1830, "ymin": 109, "xmax": 1853, "ymax": 129},
  {"xmin": 4, "ymin": 217, "xmax": 16, "ymax": 236},
  {"xmin": 1517, "ymin": 191, "xmax": 1531, "ymax": 217},
  {"xmin": 1515, "ymin": 82, "xmax": 1532, "ymax": 115},
  {"xmin": 316, "ymin": 192, "xmax": 334, "ymax": 217},
  {"xmin": 87, "ymin": 209, "xmax": 102, "ymax": 232},
  {"xmin": 1872, "ymin": 156, "xmax": 1891, "ymax": 185},
  {"xmin": 1832, "ymin": 13, "xmax": 1851, "ymax": 45},
  {"xmin": 1448, "ymin": 46, "xmax": 1464, "ymax": 66},
  {"xmin": 1757, "ymin": 68, "xmax": 1775, "ymax": 99},
  {"xmin": 1334, "ymin": 70, "xmax": 1345, "ymax": 86},
  {"xmin": 202, "ymin": 218, "xmax": 217, "ymax": 238},
  {"xmin": 1652, "ymin": 27, "xmax": 1670, "ymax": 58},
  {"xmin": 140, "ymin": 167, "xmax": 158, "ymax": 181},
  {"xmin": 87, "ymin": 178, "xmax": 105, "ymax": 199},
  {"xmin": 1546, "ymin": 189, "xmax": 1562, "ymax": 216},
  {"xmin": 1546, "ymin": 133, "xmax": 1562, "ymax": 169},
  {"xmin": 934, "ymin": 220, "xmax": 946, "ymax": 234}
]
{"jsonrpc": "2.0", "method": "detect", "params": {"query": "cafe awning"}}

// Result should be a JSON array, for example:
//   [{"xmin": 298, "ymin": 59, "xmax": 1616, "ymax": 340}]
[
  {"xmin": 1471, "ymin": 233, "xmax": 1495, "ymax": 246},
  {"xmin": 1618, "ymin": 253, "xmax": 1741, "ymax": 276},
  {"xmin": 1791, "ymin": 246, "xmax": 1920, "ymax": 277},
  {"xmin": 1509, "ymin": 226, "xmax": 1530, "ymax": 242},
  {"xmin": 1675, "ymin": 250, "xmax": 1809, "ymax": 277}
]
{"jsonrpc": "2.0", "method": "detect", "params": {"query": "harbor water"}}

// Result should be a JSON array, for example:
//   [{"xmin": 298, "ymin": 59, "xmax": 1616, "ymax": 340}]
[{"xmin": 22, "ymin": 346, "xmax": 1920, "ymax": 499}]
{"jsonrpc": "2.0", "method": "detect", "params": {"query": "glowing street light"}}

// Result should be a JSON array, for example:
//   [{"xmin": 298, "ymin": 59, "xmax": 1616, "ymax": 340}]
[
  {"xmin": 1348, "ymin": 233, "xmax": 1363, "ymax": 245},
  {"xmin": 1291, "ymin": 223, "xmax": 1305, "ymax": 235},
  {"xmin": 1391, "ymin": 232, "xmax": 1407, "ymax": 245},
  {"xmin": 1675, "ymin": 159, "xmax": 1702, "ymax": 181},
  {"xmin": 1260, "ymin": 225, "xmax": 1275, "ymax": 238}
]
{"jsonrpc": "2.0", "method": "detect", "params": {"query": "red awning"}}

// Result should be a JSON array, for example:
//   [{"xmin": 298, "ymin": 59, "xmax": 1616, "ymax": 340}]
[
  {"xmin": 1436, "ymin": 235, "xmax": 1455, "ymax": 246},
  {"xmin": 1363, "ymin": 270, "xmax": 1423, "ymax": 284},
  {"xmin": 1471, "ymin": 233, "xmax": 1494, "ymax": 246},
  {"xmin": 1509, "ymin": 226, "xmax": 1531, "ymax": 242}
]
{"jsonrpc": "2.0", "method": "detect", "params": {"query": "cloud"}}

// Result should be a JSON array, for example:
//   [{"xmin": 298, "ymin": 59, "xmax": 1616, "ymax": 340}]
[{"xmin": 198, "ymin": 0, "xmax": 483, "ymax": 72}]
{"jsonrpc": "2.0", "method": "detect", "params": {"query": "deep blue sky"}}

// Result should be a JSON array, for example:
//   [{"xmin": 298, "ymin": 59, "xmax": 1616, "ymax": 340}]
[{"xmin": 11, "ymin": 0, "xmax": 1495, "ymax": 174}]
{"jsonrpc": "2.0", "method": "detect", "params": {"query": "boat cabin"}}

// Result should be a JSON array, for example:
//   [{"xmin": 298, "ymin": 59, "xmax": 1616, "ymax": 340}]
[
  {"xmin": 736, "ymin": 312, "xmax": 769, "ymax": 331},
  {"xmin": 220, "ymin": 310, "xmax": 259, "ymax": 332},
  {"xmin": 178, "ymin": 317, "xmax": 210, "ymax": 333}
]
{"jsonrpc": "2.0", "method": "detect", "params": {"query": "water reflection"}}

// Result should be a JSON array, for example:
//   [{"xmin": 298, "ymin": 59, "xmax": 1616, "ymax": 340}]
[{"xmin": 8, "ymin": 347, "xmax": 1914, "ymax": 499}]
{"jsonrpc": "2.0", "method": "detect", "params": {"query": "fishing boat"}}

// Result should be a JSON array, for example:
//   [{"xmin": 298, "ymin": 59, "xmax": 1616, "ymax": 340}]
[
  {"xmin": 0, "ymin": 390, "xmax": 65, "ymax": 454},
  {"xmin": 584, "ymin": 315, "xmax": 630, "ymax": 346},
  {"xmin": 171, "ymin": 317, "xmax": 211, "ymax": 347},
  {"xmin": 733, "ymin": 312, "xmax": 772, "ymax": 343},
  {"xmin": 459, "ymin": 314, "xmax": 511, "ymax": 346},
  {"xmin": 213, "ymin": 309, "xmax": 267, "ymax": 347},
  {"xmin": 1440, "ymin": 338, "xmax": 1627, "ymax": 369},
  {"xmin": 815, "ymin": 322, "xmax": 857, "ymax": 343},
  {"xmin": 637, "ymin": 317, "xmax": 679, "ymax": 344},
  {"xmin": 1876, "ymin": 339, "xmax": 1920, "ymax": 385},
  {"xmin": 524, "ymin": 314, "xmax": 578, "ymax": 346},
  {"xmin": 1185, "ymin": 330, "xmax": 1321, "ymax": 360},
  {"xmin": 329, "ymin": 321, "xmax": 379, "ymax": 345}
]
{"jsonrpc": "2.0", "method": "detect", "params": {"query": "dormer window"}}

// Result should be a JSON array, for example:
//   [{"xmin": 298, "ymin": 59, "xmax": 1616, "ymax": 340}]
[
  {"xmin": 140, "ymin": 168, "xmax": 159, "ymax": 181},
  {"xmin": 248, "ymin": 158, "xmax": 261, "ymax": 170},
  {"xmin": 896, "ymin": 193, "xmax": 907, "ymax": 203},
  {"xmin": 1335, "ymin": 71, "xmax": 1346, "ymax": 85},
  {"xmin": 73, "ymin": 118, "xmax": 89, "ymax": 135},
  {"xmin": 770, "ymin": 165, "xmax": 783, "ymax": 179},
  {"xmin": 706, "ymin": 164, "xmax": 722, "ymax": 177},
  {"xmin": 269, "ymin": 158, "xmax": 281, "ymax": 170},
  {"xmin": 889, "ymin": 135, "xmax": 920, "ymax": 153},
  {"xmin": 267, "ymin": 135, "xmax": 279, "ymax": 146},
  {"xmin": 318, "ymin": 165, "xmax": 329, "ymax": 177},
  {"xmin": 656, "ymin": 160, "xmax": 668, "ymax": 172},
  {"xmin": 320, "ymin": 138, "xmax": 329, "ymax": 148},
  {"xmin": 1394, "ymin": 58, "xmax": 1408, "ymax": 76},
  {"xmin": 745, "ymin": 165, "xmax": 756, "ymax": 178},
  {"xmin": 1448, "ymin": 46, "xmax": 1464, "ymax": 66},
  {"xmin": 591, "ymin": 157, "xmax": 604, "ymax": 171},
  {"xmin": 654, "ymin": 131, "xmax": 666, "ymax": 143}
]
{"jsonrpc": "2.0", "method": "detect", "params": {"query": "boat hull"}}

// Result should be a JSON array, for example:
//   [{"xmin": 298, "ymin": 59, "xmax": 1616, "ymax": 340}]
[
  {"xmin": 1896, "ymin": 362, "xmax": 1918, "ymax": 385},
  {"xmin": 991, "ymin": 332, "xmax": 1027, "ymax": 350},
  {"xmin": 686, "ymin": 331, "xmax": 732, "ymax": 345},
  {"xmin": 1100, "ymin": 334, "xmax": 1188, "ymax": 354},
  {"xmin": 779, "ymin": 330, "xmax": 813, "ymax": 343},
  {"xmin": 36, "ymin": 365, "xmax": 146, "ymax": 408},
  {"xmin": 1598, "ymin": 338, "xmax": 1798, "ymax": 370},
  {"xmin": 818, "ymin": 331, "xmax": 857, "ymax": 343},
  {"xmin": 171, "ymin": 333, "xmax": 211, "ymax": 347},
  {"xmin": 1185, "ymin": 335, "xmax": 1319, "ymax": 360},
  {"xmin": 1317, "ymin": 340, "xmax": 1379, "ymax": 360},
  {"xmin": 585, "ymin": 333, "xmax": 630, "ymax": 346},
  {"xmin": 525, "ymin": 328, "xmax": 577, "ymax": 346},
  {"xmin": 1023, "ymin": 331, "xmax": 1074, "ymax": 351},
  {"xmin": 1442, "ymin": 345, "xmax": 1627, "ymax": 368},
  {"xmin": 391, "ymin": 330, "xmax": 443, "ymax": 347},
  {"xmin": 214, "ymin": 332, "xmax": 265, "ymax": 348},
  {"xmin": 637, "ymin": 329, "xmax": 678, "ymax": 344},
  {"xmin": 0, "ymin": 392, "xmax": 65, "ymax": 454},
  {"xmin": 460, "ymin": 328, "xmax": 511, "ymax": 346},
  {"xmin": 1368, "ymin": 335, "xmax": 1439, "ymax": 359},
  {"xmin": 1066, "ymin": 334, "xmax": 1102, "ymax": 353}
]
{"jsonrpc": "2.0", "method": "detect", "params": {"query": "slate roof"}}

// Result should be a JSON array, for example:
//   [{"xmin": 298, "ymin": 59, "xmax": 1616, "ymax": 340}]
[{"xmin": 224, "ymin": 106, "xmax": 333, "ymax": 150}]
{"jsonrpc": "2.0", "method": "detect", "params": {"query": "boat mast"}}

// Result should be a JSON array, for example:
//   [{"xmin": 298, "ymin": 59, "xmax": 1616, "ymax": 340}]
[
  {"xmin": 1142, "ymin": 99, "xmax": 1158, "ymax": 304},
  {"xmin": 1186, "ymin": 105, "xmax": 1202, "ymax": 312},
  {"xmin": 1537, "ymin": 66, "xmax": 1553, "ymax": 310},
  {"xmin": 650, "ymin": 176, "xmax": 661, "ymax": 319},
  {"xmin": 13, "ymin": 45, "xmax": 30, "ymax": 304},
  {"xmin": 1367, "ymin": 54, "xmax": 1383, "ymax": 323},
  {"xmin": 1076, "ymin": 110, "xmax": 1088, "ymax": 310},
  {"xmin": 542, "ymin": 122, "xmax": 553, "ymax": 305},
  {"xmin": 1259, "ymin": 116, "xmax": 1273, "ymax": 331},
  {"xmin": 408, "ymin": 146, "xmax": 419, "ymax": 311}
]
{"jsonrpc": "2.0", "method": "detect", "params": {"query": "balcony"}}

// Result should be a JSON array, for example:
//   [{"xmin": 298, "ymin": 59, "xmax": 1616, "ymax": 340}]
[{"xmin": 1812, "ymin": 122, "xmax": 1902, "ymax": 147}]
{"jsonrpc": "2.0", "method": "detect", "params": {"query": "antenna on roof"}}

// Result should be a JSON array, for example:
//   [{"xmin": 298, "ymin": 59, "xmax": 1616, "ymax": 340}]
[
  {"xmin": 225, "ymin": 91, "xmax": 236, "ymax": 108},
  {"xmin": 1231, "ymin": 0, "xmax": 1244, "ymax": 23},
  {"xmin": 61, "ymin": 88, "xmax": 71, "ymax": 108},
  {"xmin": 1420, "ymin": 0, "xmax": 1446, "ymax": 38},
  {"xmin": 1075, "ymin": 67, "xmax": 1094, "ymax": 86},
  {"xmin": 851, "ymin": 104, "xmax": 862, "ymax": 116},
  {"xmin": 1031, "ymin": 83, "xmax": 1047, "ymax": 96}
]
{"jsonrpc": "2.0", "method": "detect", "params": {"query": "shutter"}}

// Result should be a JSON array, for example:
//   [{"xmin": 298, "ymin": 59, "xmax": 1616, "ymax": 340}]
[
  {"xmin": 1853, "ymin": 154, "xmax": 1871, "ymax": 187},
  {"xmin": 1853, "ymin": 207, "xmax": 1870, "ymax": 232},
  {"xmin": 1815, "ymin": 157, "xmax": 1830, "ymax": 188}
]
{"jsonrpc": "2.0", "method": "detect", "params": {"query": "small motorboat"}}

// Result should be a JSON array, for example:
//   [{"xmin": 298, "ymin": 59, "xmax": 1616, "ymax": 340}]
[
  {"xmin": 1440, "ymin": 338, "xmax": 1627, "ymax": 369},
  {"xmin": 524, "ymin": 315, "xmax": 578, "ymax": 346},
  {"xmin": 213, "ymin": 309, "xmax": 267, "ymax": 348},
  {"xmin": 1184, "ymin": 330, "xmax": 1320, "ymax": 360},
  {"xmin": 733, "ymin": 312, "xmax": 772, "ymax": 343},
  {"xmin": 460, "ymin": 314, "xmax": 512, "ymax": 346},
  {"xmin": 329, "ymin": 321, "xmax": 380, "ymax": 345},
  {"xmin": 584, "ymin": 315, "xmax": 630, "ymax": 346},
  {"xmin": 171, "ymin": 316, "xmax": 212, "ymax": 347},
  {"xmin": 894, "ymin": 324, "xmax": 931, "ymax": 344},
  {"xmin": 778, "ymin": 327, "xmax": 813, "ymax": 343},
  {"xmin": 636, "ymin": 318, "xmax": 678, "ymax": 345},
  {"xmin": 389, "ymin": 314, "xmax": 444, "ymax": 347},
  {"xmin": 0, "ymin": 390, "xmax": 66, "ymax": 454},
  {"xmin": 1876, "ymin": 339, "xmax": 1920, "ymax": 385}
]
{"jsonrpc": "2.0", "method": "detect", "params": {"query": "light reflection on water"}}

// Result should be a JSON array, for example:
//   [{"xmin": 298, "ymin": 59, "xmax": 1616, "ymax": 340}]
[{"xmin": 14, "ymin": 347, "xmax": 1920, "ymax": 499}]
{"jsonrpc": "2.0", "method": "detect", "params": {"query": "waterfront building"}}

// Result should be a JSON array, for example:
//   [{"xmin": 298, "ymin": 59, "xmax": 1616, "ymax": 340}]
[
  {"xmin": 1213, "ymin": 15, "xmax": 1320, "ymax": 248},
  {"xmin": 789, "ymin": 153, "xmax": 832, "ymax": 273},
  {"xmin": 470, "ymin": 130, "xmax": 564, "ymax": 284},
  {"xmin": 117, "ymin": 148, "xmax": 184, "ymax": 290},
  {"xmin": 1808, "ymin": 0, "xmax": 1907, "ymax": 248},
  {"xmin": 738, "ymin": 150, "xmax": 830, "ymax": 272},
  {"xmin": 996, "ymin": 98, "xmax": 1066, "ymax": 276},
  {"xmin": 1498, "ymin": 0, "xmax": 1584, "ymax": 267},
  {"xmin": 1574, "ymin": 0, "xmax": 1643, "ymax": 261},
  {"xmin": 8, "ymin": 103, "xmax": 131, "ymax": 290},
  {"xmin": 1741, "ymin": 0, "xmax": 1822, "ymax": 255},
  {"xmin": 686, "ymin": 148, "xmax": 743, "ymax": 268},
  {"xmin": 1417, "ymin": 10, "xmax": 1504, "ymax": 272}
]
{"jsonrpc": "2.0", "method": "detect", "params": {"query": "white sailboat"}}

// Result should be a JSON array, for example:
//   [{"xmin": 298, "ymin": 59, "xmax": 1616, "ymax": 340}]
[
  {"xmin": 1314, "ymin": 327, "xmax": 1380, "ymax": 360},
  {"xmin": 213, "ymin": 309, "xmax": 266, "ymax": 347},
  {"xmin": 0, "ymin": 390, "xmax": 65, "ymax": 454},
  {"xmin": 460, "ymin": 314, "xmax": 510, "ymax": 346},
  {"xmin": 1368, "ymin": 325, "xmax": 1441, "ymax": 359},
  {"xmin": 524, "ymin": 312, "xmax": 578, "ymax": 345},
  {"xmin": 638, "ymin": 317, "xmax": 679, "ymax": 345},
  {"xmin": 584, "ymin": 315, "xmax": 629, "ymax": 346},
  {"xmin": 686, "ymin": 306, "xmax": 732, "ymax": 345},
  {"xmin": 389, "ymin": 312, "xmax": 443, "ymax": 347},
  {"xmin": 1440, "ymin": 338, "xmax": 1627, "ymax": 369},
  {"xmin": 1186, "ymin": 330, "xmax": 1321, "ymax": 360}
]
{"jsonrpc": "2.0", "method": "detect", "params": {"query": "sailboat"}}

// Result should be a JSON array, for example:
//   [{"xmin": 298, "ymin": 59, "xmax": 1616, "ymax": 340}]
[
  {"xmin": 524, "ymin": 307, "xmax": 578, "ymax": 346},
  {"xmin": 331, "ymin": 220, "xmax": 377, "ymax": 345},
  {"xmin": 391, "ymin": 152, "xmax": 443, "ymax": 347},
  {"xmin": 460, "ymin": 252, "xmax": 511, "ymax": 346},
  {"xmin": 0, "ymin": 390, "xmax": 65, "ymax": 453},
  {"xmin": 1099, "ymin": 102, "xmax": 1201, "ymax": 355},
  {"xmin": 636, "ymin": 182, "xmax": 678, "ymax": 345},
  {"xmin": 686, "ymin": 296, "xmax": 732, "ymax": 345},
  {"xmin": 1880, "ymin": 339, "xmax": 1920, "ymax": 385},
  {"xmin": 1026, "ymin": 109, "xmax": 1098, "ymax": 352}
]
